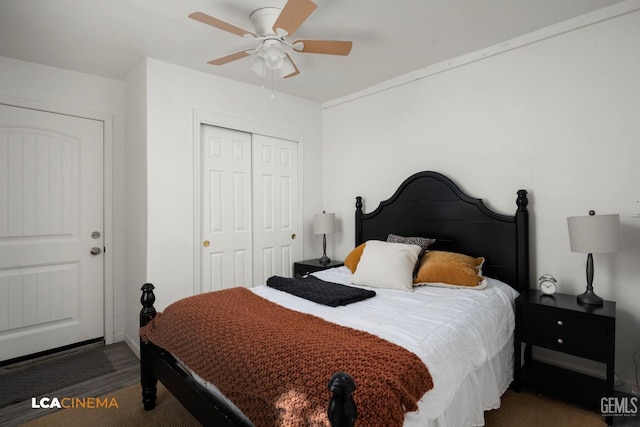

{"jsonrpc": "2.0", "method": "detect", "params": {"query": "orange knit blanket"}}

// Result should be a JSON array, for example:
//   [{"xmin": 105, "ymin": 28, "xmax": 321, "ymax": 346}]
[{"xmin": 140, "ymin": 287, "xmax": 433, "ymax": 427}]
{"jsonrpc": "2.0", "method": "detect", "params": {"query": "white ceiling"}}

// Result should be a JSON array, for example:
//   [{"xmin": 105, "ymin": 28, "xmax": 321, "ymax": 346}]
[{"xmin": 0, "ymin": 0, "xmax": 626, "ymax": 102}]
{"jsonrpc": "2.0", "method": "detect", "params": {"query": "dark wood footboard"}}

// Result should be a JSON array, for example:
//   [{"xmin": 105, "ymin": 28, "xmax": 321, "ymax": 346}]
[
  {"xmin": 140, "ymin": 283, "xmax": 357, "ymax": 427},
  {"xmin": 139, "ymin": 283, "xmax": 157, "ymax": 411}
]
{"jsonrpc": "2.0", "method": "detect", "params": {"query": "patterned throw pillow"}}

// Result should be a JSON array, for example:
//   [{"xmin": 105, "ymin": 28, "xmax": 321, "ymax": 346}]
[{"xmin": 386, "ymin": 234, "xmax": 435, "ymax": 249}]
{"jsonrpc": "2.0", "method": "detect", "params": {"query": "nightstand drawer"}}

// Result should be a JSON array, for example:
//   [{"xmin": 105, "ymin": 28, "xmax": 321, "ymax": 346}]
[
  {"xmin": 520, "ymin": 324, "xmax": 608, "ymax": 362},
  {"xmin": 520, "ymin": 304, "xmax": 608, "ymax": 340}
]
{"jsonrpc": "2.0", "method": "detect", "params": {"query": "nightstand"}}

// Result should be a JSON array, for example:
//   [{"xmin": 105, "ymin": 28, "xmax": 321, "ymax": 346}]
[
  {"xmin": 513, "ymin": 289, "xmax": 616, "ymax": 424},
  {"xmin": 293, "ymin": 259, "xmax": 344, "ymax": 277}
]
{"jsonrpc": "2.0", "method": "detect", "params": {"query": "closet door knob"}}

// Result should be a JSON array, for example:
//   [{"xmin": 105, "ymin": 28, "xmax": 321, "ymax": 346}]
[{"xmin": 203, "ymin": 240, "xmax": 210, "ymax": 247}]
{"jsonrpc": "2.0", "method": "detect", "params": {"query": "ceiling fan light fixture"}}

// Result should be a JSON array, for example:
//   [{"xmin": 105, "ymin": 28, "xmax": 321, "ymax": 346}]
[
  {"xmin": 264, "ymin": 46, "xmax": 284, "ymax": 70},
  {"xmin": 190, "ymin": 0, "xmax": 353, "ymax": 80}
]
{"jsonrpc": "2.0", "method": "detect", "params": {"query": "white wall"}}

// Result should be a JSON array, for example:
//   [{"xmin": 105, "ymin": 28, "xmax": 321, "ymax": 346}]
[
  {"xmin": 124, "ymin": 59, "xmax": 324, "ymax": 350},
  {"xmin": 123, "ymin": 60, "xmax": 148, "ymax": 352},
  {"xmin": 322, "ymin": 8, "xmax": 640, "ymax": 390},
  {"xmin": 0, "ymin": 56, "xmax": 127, "ymax": 344}
]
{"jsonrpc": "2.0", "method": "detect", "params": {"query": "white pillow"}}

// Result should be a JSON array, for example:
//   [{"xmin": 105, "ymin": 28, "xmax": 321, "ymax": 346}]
[{"xmin": 351, "ymin": 240, "xmax": 421, "ymax": 291}]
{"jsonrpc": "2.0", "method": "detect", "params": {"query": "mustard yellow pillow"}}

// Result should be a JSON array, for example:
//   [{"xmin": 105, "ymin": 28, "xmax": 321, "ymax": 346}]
[
  {"xmin": 414, "ymin": 250, "xmax": 486, "ymax": 289},
  {"xmin": 344, "ymin": 243, "xmax": 366, "ymax": 273}
]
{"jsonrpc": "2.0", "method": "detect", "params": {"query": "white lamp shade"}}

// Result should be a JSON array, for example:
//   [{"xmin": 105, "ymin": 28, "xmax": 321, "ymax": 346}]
[
  {"xmin": 251, "ymin": 54, "xmax": 296, "ymax": 79},
  {"xmin": 313, "ymin": 212, "xmax": 335, "ymax": 235},
  {"xmin": 264, "ymin": 46, "xmax": 284, "ymax": 70},
  {"xmin": 567, "ymin": 213, "xmax": 622, "ymax": 253}
]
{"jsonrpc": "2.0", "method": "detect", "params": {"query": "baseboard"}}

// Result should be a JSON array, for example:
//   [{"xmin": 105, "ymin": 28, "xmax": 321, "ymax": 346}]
[{"xmin": 123, "ymin": 333, "xmax": 141, "ymax": 358}]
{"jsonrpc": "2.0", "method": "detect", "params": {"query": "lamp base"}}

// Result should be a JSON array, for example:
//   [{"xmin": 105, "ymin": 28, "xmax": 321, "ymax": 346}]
[
  {"xmin": 319, "ymin": 254, "xmax": 331, "ymax": 265},
  {"xmin": 577, "ymin": 289, "xmax": 604, "ymax": 305}
]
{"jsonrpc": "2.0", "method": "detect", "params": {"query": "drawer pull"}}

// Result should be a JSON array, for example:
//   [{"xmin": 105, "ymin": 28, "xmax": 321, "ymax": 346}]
[
  {"xmin": 557, "ymin": 338, "xmax": 564, "ymax": 345},
  {"xmin": 557, "ymin": 320, "xmax": 564, "ymax": 326}
]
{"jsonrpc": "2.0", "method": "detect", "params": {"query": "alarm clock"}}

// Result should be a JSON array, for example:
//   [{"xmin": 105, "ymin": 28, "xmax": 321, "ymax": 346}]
[{"xmin": 539, "ymin": 274, "xmax": 557, "ymax": 295}]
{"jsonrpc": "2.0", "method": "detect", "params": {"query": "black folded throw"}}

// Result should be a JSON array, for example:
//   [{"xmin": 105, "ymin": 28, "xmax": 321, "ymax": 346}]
[{"xmin": 266, "ymin": 275, "xmax": 376, "ymax": 307}]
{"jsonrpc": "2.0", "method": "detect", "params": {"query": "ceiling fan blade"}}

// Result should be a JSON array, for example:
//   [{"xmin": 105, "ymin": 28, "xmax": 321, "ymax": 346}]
[
  {"xmin": 207, "ymin": 50, "xmax": 252, "ymax": 66},
  {"xmin": 293, "ymin": 40, "xmax": 352, "ymax": 55},
  {"xmin": 272, "ymin": 0, "xmax": 317, "ymax": 37},
  {"xmin": 189, "ymin": 12, "xmax": 256, "ymax": 38},
  {"xmin": 282, "ymin": 53, "xmax": 300, "ymax": 79}
]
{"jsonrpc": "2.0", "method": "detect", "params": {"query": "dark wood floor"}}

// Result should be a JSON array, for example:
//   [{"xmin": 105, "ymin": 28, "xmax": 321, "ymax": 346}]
[{"xmin": 0, "ymin": 342, "xmax": 139, "ymax": 427}]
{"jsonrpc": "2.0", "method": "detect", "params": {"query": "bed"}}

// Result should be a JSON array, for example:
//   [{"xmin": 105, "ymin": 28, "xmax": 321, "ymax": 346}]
[{"xmin": 139, "ymin": 170, "xmax": 530, "ymax": 427}]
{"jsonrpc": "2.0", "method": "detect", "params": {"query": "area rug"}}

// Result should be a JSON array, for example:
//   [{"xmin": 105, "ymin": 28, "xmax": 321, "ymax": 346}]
[
  {"xmin": 484, "ymin": 389, "xmax": 607, "ymax": 427},
  {"xmin": 0, "ymin": 346, "xmax": 115, "ymax": 409}
]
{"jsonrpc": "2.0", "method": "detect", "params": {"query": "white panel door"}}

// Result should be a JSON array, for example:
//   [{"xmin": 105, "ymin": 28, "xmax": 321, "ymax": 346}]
[
  {"xmin": 200, "ymin": 125, "xmax": 252, "ymax": 292},
  {"xmin": 0, "ymin": 104, "xmax": 104, "ymax": 362},
  {"xmin": 252, "ymin": 134, "xmax": 300, "ymax": 284}
]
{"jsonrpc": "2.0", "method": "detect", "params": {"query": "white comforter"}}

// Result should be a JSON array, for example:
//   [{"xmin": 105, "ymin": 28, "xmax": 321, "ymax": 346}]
[{"xmin": 251, "ymin": 266, "xmax": 519, "ymax": 426}]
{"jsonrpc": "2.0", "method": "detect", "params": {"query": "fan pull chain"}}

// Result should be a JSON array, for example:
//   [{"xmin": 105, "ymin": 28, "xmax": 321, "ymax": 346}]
[
  {"xmin": 271, "ymin": 70, "xmax": 275, "ymax": 99},
  {"xmin": 260, "ymin": 43, "xmax": 265, "ymax": 90}
]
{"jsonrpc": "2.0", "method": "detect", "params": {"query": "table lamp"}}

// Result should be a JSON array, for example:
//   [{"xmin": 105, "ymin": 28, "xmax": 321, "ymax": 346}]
[
  {"xmin": 313, "ymin": 211, "xmax": 335, "ymax": 265},
  {"xmin": 567, "ymin": 210, "xmax": 621, "ymax": 305}
]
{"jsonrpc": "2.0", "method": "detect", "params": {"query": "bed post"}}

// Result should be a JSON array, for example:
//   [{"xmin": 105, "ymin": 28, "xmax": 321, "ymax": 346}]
[
  {"xmin": 327, "ymin": 372, "xmax": 357, "ymax": 427},
  {"xmin": 515, "ymin": 190, "xmax": 529, "ymax": 292},
  {"xmin": 140, "ymin": 283, "xmax": 158, "ymax": 410},
  {"xmin": 355, "ymin": 196, "xmax": 363, "ymax": 246}
]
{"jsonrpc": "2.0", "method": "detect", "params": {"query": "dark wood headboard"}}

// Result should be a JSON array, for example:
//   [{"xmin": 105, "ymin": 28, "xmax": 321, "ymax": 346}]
[{"xmin": 355, "ymin": 171, "xmax": 529, "ymax": 292}]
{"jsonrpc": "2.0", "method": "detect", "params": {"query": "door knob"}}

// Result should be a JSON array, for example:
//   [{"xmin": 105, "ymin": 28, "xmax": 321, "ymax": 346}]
[
  {"xmin": 203, "ymin": 240, "xmax": 210, "ymax": 247},
  {"xmin": 90, "ymin": 247, "xmax": 102, "ymax": 256}
]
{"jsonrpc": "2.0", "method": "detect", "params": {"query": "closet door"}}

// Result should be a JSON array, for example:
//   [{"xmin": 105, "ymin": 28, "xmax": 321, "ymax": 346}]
[
  {"xmin": 200, "ymin": 125, "xmax": 252, "ymax": 292},
  {"xmin": 199, "ymin": 125, "xmax": 300, "ymax": 291},
  {"xmin": 252, "ymin": 134, "xmax": 300, "ymax": 284}
]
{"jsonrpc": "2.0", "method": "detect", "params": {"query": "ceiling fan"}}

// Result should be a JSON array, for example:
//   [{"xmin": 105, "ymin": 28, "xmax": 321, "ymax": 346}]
[{"xmin": 189, "ymin": 0, "xmax": 352, "ymax": 79}]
